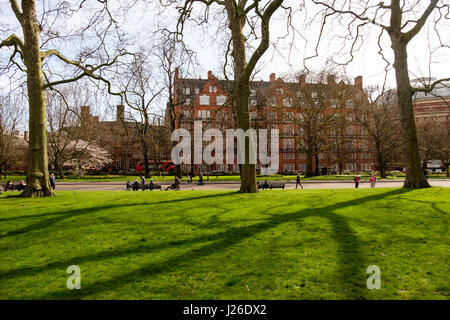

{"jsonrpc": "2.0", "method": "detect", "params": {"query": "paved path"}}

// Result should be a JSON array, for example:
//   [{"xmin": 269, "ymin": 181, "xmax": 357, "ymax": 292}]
[{"xmin": 55, "ymin": 179, "xmax": 450, "ymax": 191}]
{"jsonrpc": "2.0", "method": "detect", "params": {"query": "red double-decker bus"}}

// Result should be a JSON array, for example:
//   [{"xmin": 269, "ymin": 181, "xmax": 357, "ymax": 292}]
[{"xmin": 136, "ymin": 160, "xmax": 176, "ymax": 173}]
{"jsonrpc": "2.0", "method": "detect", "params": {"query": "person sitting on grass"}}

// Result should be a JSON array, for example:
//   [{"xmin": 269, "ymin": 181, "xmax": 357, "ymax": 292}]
[
  {"xmin": 5, "ymin": 180, "xmax": 13, "ymax": 191},
  {"xmin": 17, "ymin": 180, "xmax": 26, "ymax": 191},
  {"xmin": 174, "ymin": 176, "xmax": 180, "ymax": 190},
  {"xmin": 126, "ymin": 181, "xmax": 132, "ymax": 191},
  {"xmin": 165, "ymin": 176, "xmax": 180, "ymax": 191},
  {"xmin": 132, "ymin": 180, "xmax": 140, "ymax": 191}
]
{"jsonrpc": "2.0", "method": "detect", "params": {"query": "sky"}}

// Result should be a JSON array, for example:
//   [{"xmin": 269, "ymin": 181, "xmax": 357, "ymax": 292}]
[
  {"xmin": 121, "ymin": 1, "xmax": 449, "ymax": 90},
  {"xmin": 1, "ymin": 0, "xmax": 449, "ymax": 124}
]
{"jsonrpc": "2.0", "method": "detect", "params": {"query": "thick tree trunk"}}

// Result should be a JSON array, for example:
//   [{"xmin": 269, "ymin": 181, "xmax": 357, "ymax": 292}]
[
  {"xmin": 143, "ymin": 144, "xmax": 150, "ymax": 179},
  {"xmin": 21, "ymin": 1, "xmax": 54, "ymax": 197},
  {"xmin": 314, "ymin": 152, "xmax": 320, "ymax": 176},
  {"xmin": 55, "ymin": 161, "xmax": 65, "ymax": 179},
  {"xmin": 305, "ymin": 151, "xmax": 314, "ymax": 177},
  {"xmin": 234, "ymin": 80, "xmax": 257, "ymax": 193},
  {"xmin": 375, "ymin": 143, "xmax": 387, "ymax": 178},
  {"xmin": 392, "ymin": 40, "xmax": 430, "ymax": 188},
  {"xmin": 226, "ymin": 3, "xmax": 257, "ymax": 193}
]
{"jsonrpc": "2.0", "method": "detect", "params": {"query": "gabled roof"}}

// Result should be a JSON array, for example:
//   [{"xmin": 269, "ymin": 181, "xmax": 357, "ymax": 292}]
[{"xmin": 176, "ymin": 74, "xmax": 360, "ymax": 99}]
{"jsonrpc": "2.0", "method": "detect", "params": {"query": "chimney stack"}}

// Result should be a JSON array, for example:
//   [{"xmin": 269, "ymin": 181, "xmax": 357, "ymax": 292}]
[
  {"xmin": 24, "ymin": 131, "xmax": 28, "ymax": 142},
  {"xmin": 117, "ymin": 105, "xmax": 125, "ymax": 122},
  {"xmin": 327, "ymin": 74, "xmax": 336, "ymax": 85},
  {"xmin": 208, "ymin": 70, "xmax": 214, "ymax": 80},
  {"xmin": 299, "ymin": 74, "xmax": 306, "ymax": 85},
  {"xmin": 80, "ymin": 105, "xmax": 90, "ymax": 121},
  {"xmin": 174, "ymin": 67, "xmax": 179, "ymax": 80},
  {"xmin": 354, "ymin": 76, "xmax": 363, "ymax": 89},
  {"xmin": 270, "ymin": 73, "xmax": 276, "ymax": 83}
]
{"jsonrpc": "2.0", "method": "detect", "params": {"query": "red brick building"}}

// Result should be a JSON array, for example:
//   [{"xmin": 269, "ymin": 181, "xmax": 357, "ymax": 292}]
[
  {"xmin": 171, "ymin": 70, "xmax": 374, "ymax": 174},
  {"xmin": 412, "ymin": 82, "xmax": 450, "ymax": 124},
  {"xmin": 412, "ymin": 81, "xmax": 450, "ymax": 172},
  {"xmin": 80, "ymin": 105, "xmax": 169, "ymax": 173}
]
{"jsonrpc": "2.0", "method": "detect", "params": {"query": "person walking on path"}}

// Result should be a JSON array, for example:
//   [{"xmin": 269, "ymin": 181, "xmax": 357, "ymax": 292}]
[
  {"xmin": 354, "ymin": 175, "xmax": 360, "ymax": 188},
  {"xmin": 198, "ymin": 171, "xmax": 204, "ymax": 186},
  {"xmin": 370, "ymin": 173, "xmax": 377, "ymax": 188},
  {"xmin": 296, "ymin": 173, "xmax": 304, "ymax": 189},
  {"xmin": 140, "ymin": 175, "xmax": 146, "ymax": 191},
  {"xmin": 49, "ymin": 173, "xmax": 56, "ymax": 190}
]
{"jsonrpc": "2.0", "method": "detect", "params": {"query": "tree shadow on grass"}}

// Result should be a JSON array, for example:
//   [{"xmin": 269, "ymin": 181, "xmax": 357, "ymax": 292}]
[
  {"xmin": 21, "ymin": 188, "xmax": 412, "ymax": 300},
  {"xmin": 0, "ymin": 191, "xmax": 239, "ymax": 239}
]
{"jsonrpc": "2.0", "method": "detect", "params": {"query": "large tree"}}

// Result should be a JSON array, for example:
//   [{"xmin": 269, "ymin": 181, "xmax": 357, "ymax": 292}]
[
  {"xmin": 355, "ymin": 87, "xmax": 403, "ymax": 178},
  {"xmin": 158, "ymin": 36, "xmax": 196, "ymax": 178},
  {"xmin": 286, "ymin": 75, "xmax": 337, "ymax": 176},
  {"xmin": 46, "ymin": 82, "xmax": 97, "ymax": 179},
  {"xmin": 121, "ymin": 52, "xmax": 164, "ymax": 178},
  {"xmin": 0, "ymin": 94, "xmax": 26, "ymax": 177},
  {"xmin": 168, "ymin": 0, "xmax": 287, "ymax": 192},
  {"xmin": 311, "ymin": 0, "xmax": 449, "ymax": 188},
  {"xmin": 0, "ymin": 0, "xmax": 130, "ymax": 197}
]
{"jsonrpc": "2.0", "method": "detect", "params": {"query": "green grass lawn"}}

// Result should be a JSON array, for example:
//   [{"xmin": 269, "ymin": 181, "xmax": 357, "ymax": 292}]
[{"xmin": 0, "ymin": 188, "xmax": 448, "ymax": 299}]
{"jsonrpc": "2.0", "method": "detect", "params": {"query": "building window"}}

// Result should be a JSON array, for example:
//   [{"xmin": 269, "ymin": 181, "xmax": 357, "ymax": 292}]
[
  {"xmin": 347, "ymin": 126, "xmax": 353, "ymax": 136},
  {"xmin": 209, "ymin": 86, "xmax": 217, "ymax": 93},
  {"xmin": 268, "ymin": 112, "xmax": 277, "ymax": 121},
  {"xmin": 284, "ymin": 125, "xmax": 294, "ymax": 136},
  {"xmin": 185, "ymin": 98, "xmax": 190, "ymax": 105},
  {"xmin": 283, "ymin": 163, "xmax": 294, "ymax": 172},
  {"xmin": 199, "ymin": 95, "xmax": 210, "ymax": 105},
  {"xmin": 331, "ymin": 99, "xmax": 338, "ymax": 108},
  {"xmin": 217, "ymin": 95, "xmax": 227, "ymax": 106},
  {"xmin": 283, "ymin": 97, "xmax": 292, "ymax": 107},
  {"xmin": 183, "ymin": 87, "xmax": 190, "ymax": 95},
  {"xmin": 182, "ymin": 110, "xmax": 191, "ymax": 118},
  {"xmin": 195, "ymin": 88, "xmax": 199, "ymax": 94},
  {"xmin": 116, "ymin": 159, "xmax": 121, "ymax": 170},
  {"xmin": 250, "ymin": 99, "xmax": 257, "ymax": 107},
  {"xmin": 269, "ymin": 97, "xmax": 276, "ymax": 106},
  {"xmin": 250, "ymin": 89, "xmax": 256, "ymax": 96},
  {"xmin": 346, "ymin": 100, "xmax": 354, "ymax": 108}
]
